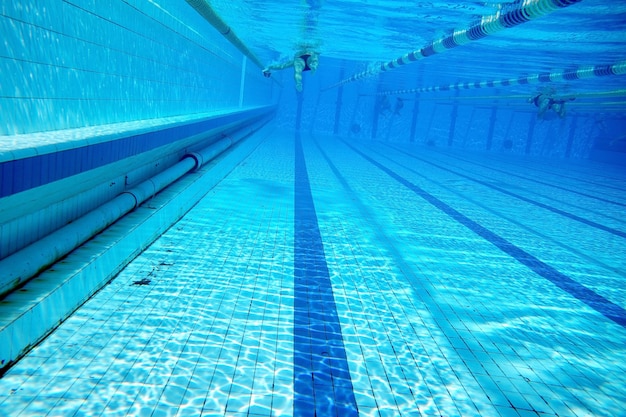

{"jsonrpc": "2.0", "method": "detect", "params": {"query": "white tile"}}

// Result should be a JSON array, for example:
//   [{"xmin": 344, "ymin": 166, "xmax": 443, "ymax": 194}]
[{"xmin": 2, "ymin": 133, "xmax": 625, "ymax": 417}]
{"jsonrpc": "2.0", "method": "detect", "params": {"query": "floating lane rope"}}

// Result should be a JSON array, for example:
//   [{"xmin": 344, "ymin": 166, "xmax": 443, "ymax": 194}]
[
  {"xmin": 185, "ymin": 0, "xmax": 265, "ymax": 69},
  {"xmin": 377, "ymin": 61, "xmax": 626, "ymax": 96},
  {"xmin": 322, "ymin": 0, "xmax": 584, "ymax": 91}
]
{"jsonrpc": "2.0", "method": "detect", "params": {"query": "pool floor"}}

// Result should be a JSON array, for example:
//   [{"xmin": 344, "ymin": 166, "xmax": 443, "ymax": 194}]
[{"xmin": 1, "ymin": 131, "xmax": 625, "ymax": 416}]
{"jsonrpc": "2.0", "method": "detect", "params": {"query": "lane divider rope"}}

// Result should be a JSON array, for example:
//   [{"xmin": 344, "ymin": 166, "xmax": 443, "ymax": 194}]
[
  {"xmin": 377, "ymin": 61, "xmax": 626, "ymax": 96},
  {"xmin": 322, "ymin": 0, "xmax": 584, "ymax": 91}
]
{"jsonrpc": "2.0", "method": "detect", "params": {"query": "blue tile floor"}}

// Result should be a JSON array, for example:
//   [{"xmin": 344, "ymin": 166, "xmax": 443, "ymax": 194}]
[{"xmin": 1, "ymin": 132, "xmax": 625, "ymax": 416}]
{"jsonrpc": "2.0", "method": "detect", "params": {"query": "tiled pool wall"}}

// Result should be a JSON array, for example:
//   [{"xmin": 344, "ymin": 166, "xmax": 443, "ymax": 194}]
[
  {"xmin": 0, "ymin": 118, "xmax": 276, "ymax": 376},
  {"xmin": 0, "ymin": 1, "xmax": 276, "ymax": 135},
  {"xmin": 0, "ymin": 1, "xmax": 278, "ymax": 374},
  {"xmin": 0, "ymin": 0, "xmax": 278, "ymax": 265},
  {"xmin": 0, "ymin": 108, "xmax": 274, "ymax": 262}
]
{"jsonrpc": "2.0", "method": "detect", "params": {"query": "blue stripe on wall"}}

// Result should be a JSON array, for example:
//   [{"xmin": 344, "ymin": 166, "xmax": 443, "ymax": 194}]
[
  {"xmin": 293, "ymin": 133, "xmax": 358, "ymax": 417},
  {"xmin": 0, "ymin": 107, "xmax": 272, "ymax": 198},
  {"xmin": 345, "ymin": 141, "xmax": 626, "ymax": 328}
]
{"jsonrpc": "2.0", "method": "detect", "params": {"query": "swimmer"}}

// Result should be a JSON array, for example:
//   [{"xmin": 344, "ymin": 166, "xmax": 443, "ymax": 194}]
[
  {"xmin": 529, "ymin": 91, "xmax": 575, "ymax": 119},
  {"xmin": 393, "ymin": 97, "xmax": 404, "ymax": 116},
  {"xmin": 263, "ymin": 50, "xmax": 320, "ymax": 92},
  {"xmin": 377, "ymin": 95, "xmax": 391, "ymax": 116}
]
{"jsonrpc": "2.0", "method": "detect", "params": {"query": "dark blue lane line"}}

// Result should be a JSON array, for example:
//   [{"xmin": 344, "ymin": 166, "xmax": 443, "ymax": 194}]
[
  {"xmin": 343, "ymin": 140, "xmax": 626, "ymax": 328},
  {"xmin": 407, "ymin": 146, "xmax": 626, "ymax": 208},
  {"xmin": 293, "ymin": 133, "xmax": 358, "ymax": 417},
  {"xmin": 386, "ymin": 146, "xmax": 626, "ymax": 280},
  {"xmin": 434, "ymin": 147, "xmax": 626, "ymax": 193},
  {"xmin": 384, "ymin": 144, "xmax": 626, "ymax": 240}
]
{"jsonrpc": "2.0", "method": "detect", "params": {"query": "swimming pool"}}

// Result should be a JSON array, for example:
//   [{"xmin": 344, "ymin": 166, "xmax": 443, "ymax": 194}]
[
  {"xmin": 1, "ymin": 129, "xmax": 624, "ymax": 416},
  {"xmin": 1, "ymin": 0, "xmax": 625, "ymax": 416}
]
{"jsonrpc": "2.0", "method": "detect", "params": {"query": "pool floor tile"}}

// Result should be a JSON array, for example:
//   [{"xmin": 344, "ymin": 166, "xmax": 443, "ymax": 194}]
[{"xmin": 1, "ymin": 133, "xmax": 625, "ymax": 416}]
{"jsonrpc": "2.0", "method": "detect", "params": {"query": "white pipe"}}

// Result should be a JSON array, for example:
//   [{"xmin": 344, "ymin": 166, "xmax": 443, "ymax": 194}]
[
  {"xmin": 186, "ymin": 135, "xmax": 233, "ymax": 170},
  {"xmin": 0, "ymin": 120, "xmax": 264, "ymax": 297},
  {"xmin": 239, "ymin": 56, "xmax": 247, "ymax": 108}
]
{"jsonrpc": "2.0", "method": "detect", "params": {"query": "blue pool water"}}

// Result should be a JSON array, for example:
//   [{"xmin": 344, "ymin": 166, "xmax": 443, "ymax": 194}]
[
  {"xmin": 1, "ymin": 1, "xmax": 626, "ymax": 416},
  {"xmin": 2, "ymin": 133, "xmax": 626, "ymax": 416}
]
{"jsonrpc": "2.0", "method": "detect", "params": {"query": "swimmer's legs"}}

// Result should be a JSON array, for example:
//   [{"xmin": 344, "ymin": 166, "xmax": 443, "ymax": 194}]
[
  {"xmin": 537, "ymin": 97, "xmax": 550, "ymax": 119},
  {"xmin": 553, "ymin": 103, "xmax": 566, "ymax": 118},
  {"xmin": 294, "ymin": 57, "xmax": 305, "ymax": 92}
]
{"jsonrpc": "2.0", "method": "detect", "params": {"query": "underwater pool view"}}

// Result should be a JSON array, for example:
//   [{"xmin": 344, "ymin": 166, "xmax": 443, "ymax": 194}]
[
  {"xmin": 1, "ymin": 0, "xmax": 625, "ymax": 416},
  {"xmin": 2, "ymin": 131, "xmax": 626, "ymax": 416}
]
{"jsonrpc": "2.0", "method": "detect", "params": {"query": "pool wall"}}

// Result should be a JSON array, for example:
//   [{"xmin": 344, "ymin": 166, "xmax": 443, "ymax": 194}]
[
  {"xmin": 0, "ymin": 1, "xmax": 276, "ymax": 135},
  {"xmin": 1, "ymin": 0, "xmax": 277, "ymax": 264},
  {"xmin": 0, "ymin": 1, "xmax": 277, "ymax": 372}
]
